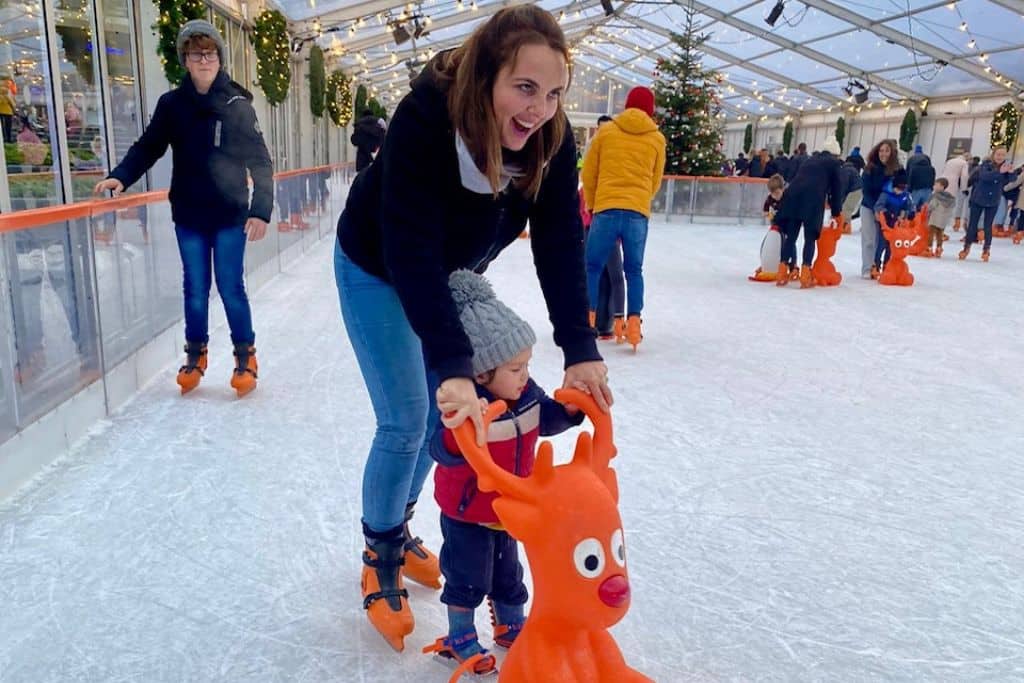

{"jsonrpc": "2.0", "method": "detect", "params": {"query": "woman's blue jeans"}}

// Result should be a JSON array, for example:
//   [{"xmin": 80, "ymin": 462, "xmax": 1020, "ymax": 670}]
[
  {"xmin": 174, "ymin": 224, "xmax": 254, "ymax": 345},
  {"xmin": 585, "ymin": 209, "xmax": 649, "ymax": 317},
  {"xmin": 334, "ymin": 240, "xmax": 439, "ymax": 534}
]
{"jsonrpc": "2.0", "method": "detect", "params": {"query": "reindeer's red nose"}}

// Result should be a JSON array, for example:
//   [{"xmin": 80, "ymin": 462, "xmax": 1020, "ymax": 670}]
[{"xmin": 598, "ymin": 574, "xmax": 630, "ymax": 608}]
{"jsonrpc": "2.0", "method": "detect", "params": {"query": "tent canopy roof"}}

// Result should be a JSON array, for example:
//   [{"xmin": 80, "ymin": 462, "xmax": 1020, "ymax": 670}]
[{"xmin": 277, "ymin": 0, "xmax": 1024, "ymax": 116}]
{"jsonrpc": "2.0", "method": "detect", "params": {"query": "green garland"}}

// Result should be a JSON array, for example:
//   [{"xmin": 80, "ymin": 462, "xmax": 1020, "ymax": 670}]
[
  {"xmin": 151, "ymin": 0, "xmax": 206, "ymax": 85},
  {"xmin": 326, "ymin": 70, "xmax": 352, "ymax": 127},
  {"xmin": 991, "ymin": 101, "xmax": 1020, "ymax": 150},
  {"xmin": 899, "ymin": 109, "xmax": 918, "ymax": 153},
  {"xmin": 251, "ymin": 10, "xmax": 290, "ymax": 106},
  {"xmin": 309, "ymin": 45, "xmax": 325, "ymax": 118},
  {"xmin": 782, "ymin": 121, "xmax": 793, "ymax": 154},
  {"xmin": 354, "ymin": 84, "xmax": 368, "ymax": 116}
]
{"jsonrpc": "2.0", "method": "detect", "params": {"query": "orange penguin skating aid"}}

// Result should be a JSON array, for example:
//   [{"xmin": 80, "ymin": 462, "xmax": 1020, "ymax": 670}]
[{"xmin": 446, "ymin": 389, "xmax": 652, "ymax": 683}]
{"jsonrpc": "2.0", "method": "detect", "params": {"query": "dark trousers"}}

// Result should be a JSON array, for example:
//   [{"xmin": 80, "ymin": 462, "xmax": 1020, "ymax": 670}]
[
  {"xmin": 779, "ymin": 211, "xmax": 821, "ymax": 267},
  {"xmin": 965, "ymin": 203, "xmax": 998, "ymax": 251},
  {"xmin": 439, "ymin": 514, "xmax": 528, "ymax": 610},
  {"xmin": 174, "ymin": 224, "xmax": 254, "ymax": 345},
  {"xmin": 595, "ymin": 242, "xmax": 624, "ymax": 334}
]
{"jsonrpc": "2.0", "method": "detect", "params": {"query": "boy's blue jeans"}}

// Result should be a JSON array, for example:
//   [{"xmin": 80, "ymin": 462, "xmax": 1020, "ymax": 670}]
[
  {"xmin": 334, "ymin": 240, "xmax": 439, "ymax": 534},
  {"xmin": 174, "ymin": 224, "xmax": 254, "ymax": 345},
  {"xmin": 586, "ymin": 209, "xmax": 649, "ymax": 317}
]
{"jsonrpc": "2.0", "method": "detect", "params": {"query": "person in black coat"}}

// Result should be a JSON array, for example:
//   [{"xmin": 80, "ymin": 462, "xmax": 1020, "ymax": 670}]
[
  {"xmin": 960, "ymin": 146, "xmax": 1014, "ymax": 259},
  {"xmin": 333, "ymin": 6, "xmax": 610, "ymax": 652},
  {"xmin": 351, "ymin": 109, "xmax": 386, "ymax": 172},
  {"xmin": 734, "ymin": 152, "xmax": 749, "ymax": 176},
  {"xmin": 95, "ymin": 19, "xmax": 272, "ymax": 396},
  {"xmin": 906, "ymin": 145, "xmax": 936, "ymax": 209},
  {"xmin": 772, "ymin": 137, "xmax": 843, "ymax": 285}
]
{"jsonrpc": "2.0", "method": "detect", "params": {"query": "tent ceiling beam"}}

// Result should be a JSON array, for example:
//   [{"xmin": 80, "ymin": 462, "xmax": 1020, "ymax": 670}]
[
  {"xmin": 622, "ymin": 17, "xmax": 841, "ymax": 108},
  {"xmin": 588, "ymin": 31, "xmax": 804, "ymax": 114},
  {"xmin": 677, "ymin": 0, "xmax": 922, "ymax": 100},
  {"xmin": 798, "ymin": 0, "xmax": 1009, "ymax": 89}
]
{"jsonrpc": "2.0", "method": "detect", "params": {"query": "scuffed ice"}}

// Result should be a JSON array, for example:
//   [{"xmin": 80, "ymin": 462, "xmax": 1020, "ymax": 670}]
[{"xmin": 1, "ymin": 220, "xmax": 1022, "ymax": 682}]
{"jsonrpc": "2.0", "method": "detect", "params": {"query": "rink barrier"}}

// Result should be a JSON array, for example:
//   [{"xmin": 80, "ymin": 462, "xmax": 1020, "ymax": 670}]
[
  {"xmin": 655, "ymin": 175, "xmax": 769, "ymax": 225},
  {"xmin": 0, "ymin": 163, "xmax": 355, "ymax": 500}
]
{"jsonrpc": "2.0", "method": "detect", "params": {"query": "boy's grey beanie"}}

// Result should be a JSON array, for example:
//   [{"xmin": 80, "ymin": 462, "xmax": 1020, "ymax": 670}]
[
  {"xmin": 177, "ymin": 20, "xmax": 226, "ymax": 67},
  {"xmin": 449, "ymin": 270, "xmax": 536, "ymax": 376}
]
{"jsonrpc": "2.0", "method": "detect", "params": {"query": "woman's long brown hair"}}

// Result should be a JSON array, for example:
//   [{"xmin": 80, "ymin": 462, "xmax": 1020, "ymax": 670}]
[
  {"xmin": 866, "ymin": 139, "xmax": 899, "ymax": 175},
  {"xmin": 432, "ymin": 5, "xmax": 571, "ymax": 199}
]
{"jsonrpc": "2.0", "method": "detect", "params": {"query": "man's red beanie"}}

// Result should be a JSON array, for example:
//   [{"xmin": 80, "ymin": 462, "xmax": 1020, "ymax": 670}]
[{"xmin": 624, "ymin": 86, "xmax": 655, "ymax": 117}]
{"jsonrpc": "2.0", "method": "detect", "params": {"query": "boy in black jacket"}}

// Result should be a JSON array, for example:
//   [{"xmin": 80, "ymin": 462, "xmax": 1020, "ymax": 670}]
[{"xmin": 95, "ymin": 20, "xmax": 273, "ymax": 397}]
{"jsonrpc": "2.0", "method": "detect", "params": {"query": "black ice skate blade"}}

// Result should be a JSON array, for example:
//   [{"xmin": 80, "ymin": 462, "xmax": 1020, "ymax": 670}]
[{"xmin": 431, "ymin": 653, "xmax": 499, "ymax": 678}]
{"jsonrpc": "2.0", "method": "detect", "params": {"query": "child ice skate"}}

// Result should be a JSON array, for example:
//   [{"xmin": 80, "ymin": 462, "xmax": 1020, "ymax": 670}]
[
  {"xmin": 424, "ymin": 270, "xmax": 584, "ymax": 677},
  {"xmin": 750, "ymin": 175, "xmax": 790, "ymax": 282},
  {"xmin": 873, "ymin": 170, "xmax": 915, "ymax": 274},
  {"xmin": 925, "ymin": 177, "xmax": 956, "ymax": 257}
]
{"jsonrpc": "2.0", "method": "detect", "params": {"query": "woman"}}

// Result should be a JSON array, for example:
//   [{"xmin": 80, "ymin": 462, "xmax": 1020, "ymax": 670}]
[
  {"xmin": 859, "ymin": 139, "xmax": 900, "ymax": 279},
  {"xmin": 960, "ymin": 146, "xmax": 1013, "ymax": 261},
  {"xmin": 333, "ymin": 5, "xmax": 611, "ymax": 652}
]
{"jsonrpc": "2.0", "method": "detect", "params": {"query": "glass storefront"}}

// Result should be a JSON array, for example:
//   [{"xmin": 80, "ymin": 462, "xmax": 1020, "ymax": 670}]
[{"xmin": 1, "ymin": 0, "xmax": 62, "ymax": 210}]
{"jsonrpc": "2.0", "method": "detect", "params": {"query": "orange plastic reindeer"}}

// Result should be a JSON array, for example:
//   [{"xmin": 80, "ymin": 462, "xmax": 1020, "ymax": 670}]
[
  {"xmin": 810, "ymin": 215, "xmax": 844, "ymax": 286},
  {"xmin": 878, "ymin": 213, "xmax": 919, "ymax": 286},
  {"xmin": 448, "ymin": 389, "xmax": 652, "ymax": 683}
]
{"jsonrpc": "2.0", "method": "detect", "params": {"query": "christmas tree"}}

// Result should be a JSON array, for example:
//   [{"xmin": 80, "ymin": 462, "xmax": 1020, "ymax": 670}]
[{"xmin": 652, "ymin": 6, "xmax": 726, "ymax": 176}]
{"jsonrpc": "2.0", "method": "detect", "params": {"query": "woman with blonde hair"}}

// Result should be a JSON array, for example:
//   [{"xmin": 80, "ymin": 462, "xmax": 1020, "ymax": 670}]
[
  {"xmin": 960, "ymin": 146, "xmax": 1014, "ymax": 261},
  {"xmin": 333, "ymin": 4, "xmax": 611, "ymax": 651}
]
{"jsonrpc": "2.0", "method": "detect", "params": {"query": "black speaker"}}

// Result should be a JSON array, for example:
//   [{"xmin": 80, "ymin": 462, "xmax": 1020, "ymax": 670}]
[{"xmin": 601, "ymin": 0, "xmax": 615, "ymax": 16}]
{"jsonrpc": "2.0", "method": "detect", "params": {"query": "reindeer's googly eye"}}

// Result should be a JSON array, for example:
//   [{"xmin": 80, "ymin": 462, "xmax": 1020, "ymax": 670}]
[
  {"xmin": 610, "ymin": 529, "xmax": 626, "ymax": 568},
  {"xmin": 894, "ymin": 239, "xmax": 904, "ymax": 248},
  {"xmin": 573, "ymin": 538, "xmax": 605, "ymax": 579}
]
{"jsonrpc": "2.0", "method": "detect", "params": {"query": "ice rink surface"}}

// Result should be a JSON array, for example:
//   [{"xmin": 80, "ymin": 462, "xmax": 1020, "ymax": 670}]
[{"xmin": 2, "ymin": 220, "xmax": 1022, "ymax": 682}]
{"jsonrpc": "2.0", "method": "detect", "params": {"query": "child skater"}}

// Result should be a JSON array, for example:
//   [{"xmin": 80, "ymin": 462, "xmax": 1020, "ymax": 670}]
[
  {"xmin": 925, "ymin": 177, "xmax": 955, "ymax": 257},
  {"xmin": 873, "ymin": 169, "xmax": 915, "ymax": 273},
  {"xmin": 749, "ymin": 174, "xmax": 787, "ymax": 282},
  {"xmin": 425, "ymin": 270, "xmax": 584, "ymax": 677}
]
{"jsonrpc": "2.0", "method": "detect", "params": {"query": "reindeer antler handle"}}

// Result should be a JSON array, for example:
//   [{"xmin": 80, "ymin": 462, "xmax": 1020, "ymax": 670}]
[
  {"xmin": 553, "ymin": 388, "xmax": 617, "ymax": 467},
  {"xmin": 450, "ymin": 401, "xmax": 536, "ymax": 501}
]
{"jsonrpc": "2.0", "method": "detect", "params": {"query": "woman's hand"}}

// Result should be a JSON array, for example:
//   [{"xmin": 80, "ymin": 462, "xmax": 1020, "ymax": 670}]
[
  {"xmin": 562, "ymin": 360, "xmax": 613, "ymax": 413},
  {"xmin": 245, "ymin": 217, "xmax": 268, "ymax": 241},
  {"xmin": 93, "ymin": 178, "xmax": 123, "ymax": 197},
  {"xmin": 437, "ymin": 377, "xmax": 486, "ymax": 446}
]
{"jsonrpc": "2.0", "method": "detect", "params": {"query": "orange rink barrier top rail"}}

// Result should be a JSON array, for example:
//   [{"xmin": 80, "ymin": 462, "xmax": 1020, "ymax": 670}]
[{"xmin": 0, "ymin": 163, "xmax": 352, "ymax": 234}]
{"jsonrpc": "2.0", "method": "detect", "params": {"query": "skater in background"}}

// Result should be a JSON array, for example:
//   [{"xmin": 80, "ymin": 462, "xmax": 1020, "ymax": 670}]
[
  {"xmin": 839, "ymin": 156, "xmax": 863, "ymax": 233},
  {"xmin": 859, "ymin": 139, "xmax": 901, "ymax": 279},
  {"xmin": 998, "ymin": 163, "xmax": 1021, "ymax": 237},
  {"xmin": 1004, "ymin": 170, "xmax": 1024, "ymax": 243},
  {"xmin": 906, "ymin": 144, "xmax": 935, "ymax": 210},
  {"xmin": 424, "ymin": 270, "xmax": 583, "ymax": 676},
  {"xmin": 351, "ymin": 108, "xmax": 386, "ymax": 172},
  {"xmin": 581, "ymin": 85, "xmax": 666, "ymax": 349},
  {"xmin": 773, "ymin": 137, "xmax": 843, "ymax": 288},
  {"xmin": 587, "ymin": 114, "xmax": 626, "ymax": 344},
  {"xmin": 960, "ymin": 146, "xmax": 1014, "ymax": 262},
  {"xmin": 873, "ymin": 169, "xmax": 915, "ymax": 272},
  {"xmin": 845, "ymin": 146, "xmax": 865, "ymax": 172},
  {"xmin": 333, "ymin": 5, "xmax": 610, "ymax": 652},
  {"xmin": 940, "ymin": 152, "xmax": 971, "ymax": 232},
  {"xmin": 748, "ymin": 174, "xmax": 786, "ymax": 282},
  {"xmin": 94, "ymin": 20, "xmax": 272, "ymax": 397},
  {"xmin": 925, "ymin": 177, "xmax": 956, "ymax": 257}
]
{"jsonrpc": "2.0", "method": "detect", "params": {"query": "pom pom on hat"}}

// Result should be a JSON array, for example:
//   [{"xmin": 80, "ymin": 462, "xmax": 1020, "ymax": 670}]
[
  {"xmin": 449, "ymin": 270, "xmax": 536, "ymax": 376},
  {"xmin": 625, "ymin": 86, "xmax": 655, "ymax": 117}
]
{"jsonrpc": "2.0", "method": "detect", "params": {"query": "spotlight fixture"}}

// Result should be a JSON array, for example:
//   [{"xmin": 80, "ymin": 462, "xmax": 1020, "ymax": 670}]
[
  {"xmin": 600, "ymin": 0, "xmax": 615, "ymax": 16},
  {"xmin": 765, "ymin": 0, "xmax": 785, "ymax": 27},
  {"xmin": 854, "ymin": 89, "xmax": 869, "ymax": 104},
  {"xmin": 845, "ymin": 79, "xmax": 869, "ymax": 104},
  {"xmin": 392, "ymin": 22, "xmax": 411, "ymax": 45}
]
